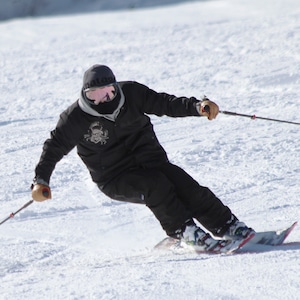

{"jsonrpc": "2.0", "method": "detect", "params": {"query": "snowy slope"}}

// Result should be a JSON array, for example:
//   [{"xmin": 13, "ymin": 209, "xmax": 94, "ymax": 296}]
[{"xmin": 0, "ymin": 0, "xmax": 299, "ymax": 299}]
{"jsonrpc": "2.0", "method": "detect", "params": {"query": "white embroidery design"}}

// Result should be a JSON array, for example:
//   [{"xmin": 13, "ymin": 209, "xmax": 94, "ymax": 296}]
[{"xmin": 84, "ymin": 122, "xmax": 109, "ymax": 145}]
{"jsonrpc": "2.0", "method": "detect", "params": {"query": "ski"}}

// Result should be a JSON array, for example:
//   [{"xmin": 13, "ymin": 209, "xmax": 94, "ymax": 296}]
[
  {"xmin": 154, "ymin": 232, "xmax": 255, "ymax": 255},
  {"xmin": 248, "ymin": 221, "xmax": 297, "ymax": 246},
  {"xmin": 154, "ymin": 222, "xmax": 297, "ymax": 255}
]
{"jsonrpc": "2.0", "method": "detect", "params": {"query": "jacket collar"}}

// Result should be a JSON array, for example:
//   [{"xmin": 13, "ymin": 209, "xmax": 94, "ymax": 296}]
[{"xmin": 78, "ymin": 83, "xmax": 125, "ymax": 121}]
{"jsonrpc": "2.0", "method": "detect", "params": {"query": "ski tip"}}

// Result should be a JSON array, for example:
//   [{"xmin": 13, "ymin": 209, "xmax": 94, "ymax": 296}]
[
  {"xmin": 285, "ymin": 221, "xmax": 298, "ymax": 236},
  {"xmin": 284, "ymin": 221, "xmax": 298, "ymax": 235}
]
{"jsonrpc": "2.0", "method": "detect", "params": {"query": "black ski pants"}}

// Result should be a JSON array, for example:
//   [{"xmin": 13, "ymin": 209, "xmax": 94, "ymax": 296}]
[{"xmin": 101, "ymin": 162, "xmax": 232, "ymax": 237}]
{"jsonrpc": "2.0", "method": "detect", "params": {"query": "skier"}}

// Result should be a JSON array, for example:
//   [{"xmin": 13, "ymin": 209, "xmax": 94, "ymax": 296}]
[{"xmin": 32, "ymin": 64, "xmax": 254, "ymax": 252}]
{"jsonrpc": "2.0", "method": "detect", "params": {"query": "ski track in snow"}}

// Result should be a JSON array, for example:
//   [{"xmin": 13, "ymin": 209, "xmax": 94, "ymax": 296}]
[{"xmin": 0, "ymin": 0, "xmax": 300, "ymax": 299}]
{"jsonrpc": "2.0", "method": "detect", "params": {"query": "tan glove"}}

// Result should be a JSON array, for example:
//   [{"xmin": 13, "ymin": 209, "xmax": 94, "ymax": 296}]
[
  {"xmin": 199, "ymin": 98, "xmax": 219, "ymax": 120},
  {"xmin": 31, "ymin": 184, "xmax": 52, "ymax": 202}
]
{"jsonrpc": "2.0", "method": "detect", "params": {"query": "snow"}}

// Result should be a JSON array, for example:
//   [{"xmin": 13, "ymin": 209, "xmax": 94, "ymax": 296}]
[{"xmin": 0, "ymin": 0, "xmax": 299, "ymax": 299}]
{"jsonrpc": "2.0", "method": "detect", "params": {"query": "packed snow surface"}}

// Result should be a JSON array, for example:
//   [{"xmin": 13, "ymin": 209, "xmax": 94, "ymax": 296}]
[{"xmin": 0, "ymin": 0, "xmax": 299, "ymax": 299}]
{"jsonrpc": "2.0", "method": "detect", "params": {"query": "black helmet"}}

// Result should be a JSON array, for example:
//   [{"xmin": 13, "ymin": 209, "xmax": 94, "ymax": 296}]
[{"xmin": 83, "ymin": 65, "xmax": 116, "ymax": 91}]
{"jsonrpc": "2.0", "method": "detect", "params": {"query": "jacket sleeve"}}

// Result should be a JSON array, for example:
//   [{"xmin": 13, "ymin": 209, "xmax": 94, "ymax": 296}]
[
  {"xmin": 34, "ymin": 107, "xmax": 84, "ymax": 184},
  {"xmin": 132, "ymin": 82, "xmax": 202, "ymax": 117}
]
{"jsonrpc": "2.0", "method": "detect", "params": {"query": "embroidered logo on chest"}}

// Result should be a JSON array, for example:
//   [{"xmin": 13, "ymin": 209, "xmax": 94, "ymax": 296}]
[{"xmin": 84, "ymin": 121, "xmax": 109, "ymax": 145}]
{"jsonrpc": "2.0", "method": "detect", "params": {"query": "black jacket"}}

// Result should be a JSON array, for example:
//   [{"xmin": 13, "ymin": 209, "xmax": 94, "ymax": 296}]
[{"xmin": 35, "ymin": 81, "xmax": 202, "ymax": 187}]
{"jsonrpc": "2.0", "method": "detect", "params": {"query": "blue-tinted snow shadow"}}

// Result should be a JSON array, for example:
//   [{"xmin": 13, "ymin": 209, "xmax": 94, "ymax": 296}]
[{"xmin": 0, "ymin": 0, "xmax": 212, "ymax": 21}]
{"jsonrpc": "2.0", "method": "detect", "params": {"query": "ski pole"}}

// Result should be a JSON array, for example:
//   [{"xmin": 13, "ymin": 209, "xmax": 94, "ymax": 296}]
[
  {"xmin": 220, "ymin": 110, "xmax": 300, "ymax": 125},
  {"xmin": 203, "ymin": 105, "xmax": 300, "ymax": 125},
  {"xmin": 0, "ymin": 199, "xmax": 34, "ymax": 226}
]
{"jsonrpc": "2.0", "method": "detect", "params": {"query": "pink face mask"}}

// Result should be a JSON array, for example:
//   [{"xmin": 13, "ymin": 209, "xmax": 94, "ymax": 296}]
[{"xmin": 85, "ymin": 85, "xmax": 116, "ymax": 104}]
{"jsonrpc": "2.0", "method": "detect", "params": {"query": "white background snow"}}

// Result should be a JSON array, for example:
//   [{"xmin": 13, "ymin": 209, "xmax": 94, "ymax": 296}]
[{"xmin": 0, "ymin": 0, "xmax": 299, "ymax": 299}]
